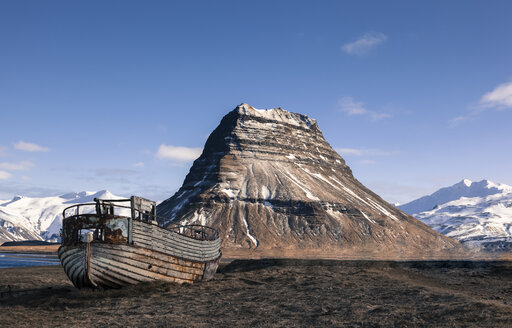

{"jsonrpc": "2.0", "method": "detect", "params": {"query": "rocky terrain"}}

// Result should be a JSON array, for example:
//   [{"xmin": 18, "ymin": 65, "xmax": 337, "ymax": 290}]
[
  {"xmin": 157, "ymin": 104, "xmax": 460, "ymax": 259},
  {"xmin": 399, "ymin": 179, "xmax": 512, "ymax": 251},
  {"xmin": 1, "ymin": 260, "xmax": 511, "ymax": 327}
]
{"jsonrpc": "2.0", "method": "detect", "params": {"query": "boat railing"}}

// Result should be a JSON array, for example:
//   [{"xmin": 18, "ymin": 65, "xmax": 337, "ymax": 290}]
[
  {"xmin": 167, "ymin": 224, "xmax": 219, "ymax": 241},
  {"xmin": 62, "ymin": 198, "xmax": 219, "ymax": 242}
]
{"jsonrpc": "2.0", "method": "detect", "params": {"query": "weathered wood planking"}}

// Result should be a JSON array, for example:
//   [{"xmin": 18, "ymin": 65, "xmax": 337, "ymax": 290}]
[
  {"xmin": 132, "ymin": 221, "xmax": 220, "ymax": 262},
  {"xmin": 59, "ymin": 235, "xmax": 220, "ymax": 288},
  {"xmin": 59, "ymin": 196, "xmax": 221, "ymax": 289}
]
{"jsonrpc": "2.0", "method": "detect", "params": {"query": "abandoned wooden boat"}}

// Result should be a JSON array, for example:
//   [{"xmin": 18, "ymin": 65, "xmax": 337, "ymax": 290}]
[{"xmin": 58, "ymin": 196, "xmax": 221, "ymax": 289}]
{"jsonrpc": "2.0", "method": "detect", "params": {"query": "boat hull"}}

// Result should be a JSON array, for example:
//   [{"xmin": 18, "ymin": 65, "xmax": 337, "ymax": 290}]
[{"xmin": 58, "ymin": 243, "xmax": 220, "ymax": 289}]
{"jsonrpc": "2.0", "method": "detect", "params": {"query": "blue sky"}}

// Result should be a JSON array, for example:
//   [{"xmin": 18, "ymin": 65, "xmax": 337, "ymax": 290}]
[{"xmin": 1, "ymin": 0, "xmax": 511, "ymax": 203}]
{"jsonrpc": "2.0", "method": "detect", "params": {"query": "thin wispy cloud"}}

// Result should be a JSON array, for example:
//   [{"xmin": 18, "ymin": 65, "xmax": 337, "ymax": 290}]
[
  {"xmin": 450, "ymin": 81, "xmax": 512, "ymax": 126},
  {"xmin": 337, "ymin": 97, "xmax": 391, "ymax": 121},
  {"xmin": 336, "ymin": 147, "xmax": 399, "ymax": 168},
  {"xmin": 358, "ymin": 159, "xmax": 376, "ymax": 165},
  {"xmin": 0, "ymin": 171, "xmax": 12, "ymax": 180},
  {"xmin": 0, "ymin": 161, "xmax": 35, "ymax": 171},
  {"xmin": 86, "ymin": 168, "xmax": 140, "ymax": 184},
  {"xmin": 336, "ymin": 148, "xmax": 400, "ymax": 157},
  {"xmin": 342, "ymin": 32, "xmax": 387, "ymax": 55},
  {"xmin": 13, "ymin": 141, "xmax": 50, "ymax": 152},
  {"xmin": 0, "ymin": 146, "xmax": 7, "ymax": 157},
  {"xmin": 134, "ymin": 162, "xmax": 145, "ymax": 168},
  {"xmin": 156, "ymin": 144, "xmax": 202, "ymax": 162},
  {"xmin": 94, "ymin": 168, "xmax": 138, "ymax": 177}
]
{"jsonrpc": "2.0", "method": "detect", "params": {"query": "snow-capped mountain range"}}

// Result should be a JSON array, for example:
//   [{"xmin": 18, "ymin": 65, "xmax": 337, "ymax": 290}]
[
  {"xmin": 2, "ymin": 178, "xmax": 511, "ymax": 252},
  {"xmin": 0, "ymin": 190, "xmax": 123, "ymax": 244},
  {"xmin": 399, "ymin": 179, "xmax": 512, "ymax": 249}
]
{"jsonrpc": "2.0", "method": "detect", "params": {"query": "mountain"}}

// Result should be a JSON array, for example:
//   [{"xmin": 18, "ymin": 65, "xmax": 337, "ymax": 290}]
[
  {"xmin": 399, "ymin": 179, "xmax": 512, "ymax": 250},
  {"xmin": 0, "ymin": 190, "xmax": 123, "ymax": 244},
  {"xmin": 157, "ymin": 103, "xmax": 460, "ymax": 259},
  {"xmin": 398, "ymin": 179, "xmax": 511, "ymax": 214}
]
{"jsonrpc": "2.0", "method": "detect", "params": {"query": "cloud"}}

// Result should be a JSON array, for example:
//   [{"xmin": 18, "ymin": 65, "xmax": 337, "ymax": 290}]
[
  {"xmin": 341, "ymin": 32, "xmax": 387, "ymax": 55},
  {"xmin": 0, "ymin": 182, "xmax": 65, "ymax": 199},
  {"xmin": 0, "ymin": 146, "xmax": 7, "ymax": 157},
  {"xmin": 13, "ymin": 141, "xmax": 50, "ymax": 152},
  {"xmin": 156, "ymin": 144, "xmax": 202, "ymax": 161},
  {"xmin": 338, "ymin": 97, "xmax": 368, "ymax": 115},
  {"xmin": 21, "ymin": 176, "xmax": 31, "ymax": 181},
  {"xmin": 449, "ymin": 115, "xmax": 472, "ymax": 127},
  {"xmin": 0, "ymin": 160, "xmax": 35, "ymax": 171},
  {"xmin": 336, "ymin": 148, "xmax": 400, "ymax": 157},
  {"xmin": 134, "ymin": 162, "xmax": 144, "ymax": 168},
  {"xmin": 0, "ymin": 171, "xmax": 12, "ymax": 180},
  {"xmin": 94, "ymin": 168, "xmax": 138, "ymax": 177},
  {"xmin": 370, "ymin": 112, "xmax": 392, "ymax": 121},
  {"xmin": 479, "ymin": 81, "xmax": 512, "ymax": 109},
  {"xmin": 358, "ymin": 159, "xmax": 376, "ymax": 165},
  {"xmin": 83, "ymin": 168, "xmax": 141, "ymax": 184},
  {"xmin": 337, "ymin": 97, "xmax": 391, "ymax": 121},
  {"xmin": 450, "ymin": 81, "xmax": 512, "ymax": 126}
]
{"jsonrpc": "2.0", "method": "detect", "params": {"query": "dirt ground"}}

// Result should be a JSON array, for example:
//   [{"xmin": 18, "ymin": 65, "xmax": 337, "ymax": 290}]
[
  {"xmin": 1, "ymin": 260, "xmax": 511, "ymax": 327},
  {"xmin": 0, "ymin": 245, "xmax": 60, "ymax": 253}
]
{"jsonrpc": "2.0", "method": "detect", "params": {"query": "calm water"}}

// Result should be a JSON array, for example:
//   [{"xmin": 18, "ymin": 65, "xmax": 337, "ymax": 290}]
[{"xmin": 0, "ymin": 252, "xmax": 60, "ymax": 268}]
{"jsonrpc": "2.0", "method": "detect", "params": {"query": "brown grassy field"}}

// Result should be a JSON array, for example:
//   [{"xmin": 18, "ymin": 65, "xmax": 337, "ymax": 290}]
[
  {"xmin": 0, "ymin": 244, "xmax": 60, "ymax": 253},
  {"xmin": 1, "ymin": 259, "xmax": 511, "ymax": 327}
]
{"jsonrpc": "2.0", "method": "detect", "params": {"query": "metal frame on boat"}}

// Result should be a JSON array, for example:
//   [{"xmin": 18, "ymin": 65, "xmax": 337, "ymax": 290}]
[{"xmin": 58, "ymin": 196, "xmax": 221, "ymax": 289}]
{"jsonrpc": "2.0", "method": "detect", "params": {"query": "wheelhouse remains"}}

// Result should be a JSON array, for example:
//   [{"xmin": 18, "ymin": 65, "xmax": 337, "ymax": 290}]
[{"xmin": 58, "ymin": 196, "xmax": 221, "ymax": 289}]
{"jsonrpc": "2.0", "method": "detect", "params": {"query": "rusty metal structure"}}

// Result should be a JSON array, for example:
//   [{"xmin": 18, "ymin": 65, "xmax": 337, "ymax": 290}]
[{"xmin": 58, "ymin": 196, "xmax": 221, "ymax": 289}]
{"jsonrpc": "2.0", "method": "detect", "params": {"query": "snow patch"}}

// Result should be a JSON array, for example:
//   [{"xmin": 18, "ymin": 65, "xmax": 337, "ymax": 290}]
[
  {"xmin": 286, "ymin": 154, "xmax": 296, "ymax": 160},
  {"xmin": 360, "ymin": 211, "xmax": 376, "ymax": 224},
  {"xmin": 242, "ymin": 216, "xmax": 258, "ymax": 246},
  {"xmin": 261, "ymin": 186, "xmax": 270, "ymax": 200},
  {"xmin": 285, "ymin": 171, "xmax": 320, "ymax": 201},
  {"xmin": 366, "ymin": 198, "xmax": 398, "ymax": 221},
  {"xmin": 221, "ymin": 188, "xmax": 237, "ymax": 198}
]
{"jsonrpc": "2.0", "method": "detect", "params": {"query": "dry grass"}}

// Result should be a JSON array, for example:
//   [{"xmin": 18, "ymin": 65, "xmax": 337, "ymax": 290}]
[
  {"xmin": 1, "ymin": 260, "xmax": 511, "ymax": 327},
  {"xmin": 0, "ymin": 245, "xmax": 60, "ymax": 253}
]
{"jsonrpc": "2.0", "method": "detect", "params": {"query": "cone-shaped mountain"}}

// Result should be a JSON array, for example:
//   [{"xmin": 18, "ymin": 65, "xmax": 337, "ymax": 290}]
[{"xmin": 157, "ymin": 104, "xmax": 460, "ymax": 259}]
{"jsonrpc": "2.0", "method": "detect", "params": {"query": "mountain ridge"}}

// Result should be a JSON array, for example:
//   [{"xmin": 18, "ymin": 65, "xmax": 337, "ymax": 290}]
[{"xmin": 399, "ymin": 179, "xmax": 512, "ymax": 249}]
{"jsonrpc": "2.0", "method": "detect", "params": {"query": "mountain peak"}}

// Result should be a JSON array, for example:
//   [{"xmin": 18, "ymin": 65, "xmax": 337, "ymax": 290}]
[
  {"xmin": 157, "ymin": 104, "xmax": 459, "ymax": 259},
  {"xmin": 11, "ymin": 195, "xmax": 24, "ymax": 202},
  {"xmin": 399, "ymin": 178, "xmax": 510, "ymax": 215},
  {"xmin": 234, "ymin": 103, "xmax": 317, "ymax": 129},
  {"xmin": 461, "ymin": 179, "xmax": 472, "ymax": 187}
]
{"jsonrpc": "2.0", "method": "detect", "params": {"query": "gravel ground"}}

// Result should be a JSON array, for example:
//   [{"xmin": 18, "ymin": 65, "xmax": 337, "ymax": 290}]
[{"xmin": 1, "ymin": 260, "xmax": 511, "ymax": 327}]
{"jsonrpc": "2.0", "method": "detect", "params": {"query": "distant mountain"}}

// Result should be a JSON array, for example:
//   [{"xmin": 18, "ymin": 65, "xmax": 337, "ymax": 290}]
[
  {"xmin": 157, "ymin": 103, "xmax": 460, "ymax": 259},
  {"xmin": 399, "ymin": 179, "xmax": 512, "ymax": 250},
  {"xmin": 0, "ymin": 190, "xmax": 123, "ymax": 244}
]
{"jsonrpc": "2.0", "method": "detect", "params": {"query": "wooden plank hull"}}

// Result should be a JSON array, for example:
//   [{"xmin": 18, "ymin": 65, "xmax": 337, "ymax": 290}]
[{"xmin": 58, "ymin": 243, "xmax": 220, "ymax": 289}]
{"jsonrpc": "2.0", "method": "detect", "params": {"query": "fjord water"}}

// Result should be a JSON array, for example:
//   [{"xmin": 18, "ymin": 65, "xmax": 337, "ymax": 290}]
[{"xmin": 0, "ymin": 252, "xmax": 60, "ymax": 268}]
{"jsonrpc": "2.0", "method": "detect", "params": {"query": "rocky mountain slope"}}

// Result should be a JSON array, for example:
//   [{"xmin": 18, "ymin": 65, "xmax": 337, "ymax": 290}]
[
  {"xmin": 0, "ymin": 190, "xmax": 122, "ymax": 244},
  {"xmin": 399, "ymin": 179, "xmax": 512, "ymax": 251},
  {"xmin": 157, "ymin": 104, "xmax": 460, "ymax": 259}
]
